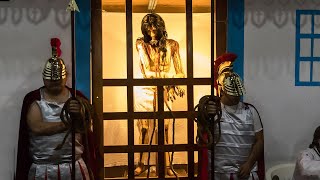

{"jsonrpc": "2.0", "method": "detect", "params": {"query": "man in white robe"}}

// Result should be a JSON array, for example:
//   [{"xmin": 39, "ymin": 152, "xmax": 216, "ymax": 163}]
[{"xmin": 292, "ymin": 126, "xmax": 320, "ymax": 180}]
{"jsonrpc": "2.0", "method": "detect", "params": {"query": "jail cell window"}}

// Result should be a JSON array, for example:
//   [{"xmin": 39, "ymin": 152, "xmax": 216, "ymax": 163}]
[
  {"xmin": 96, "ymin": 0, "xmax": 213, "ymax": 179},
  {"xmin": 295, "ymin": 10, "xmax": 320, "ymax": 86}
]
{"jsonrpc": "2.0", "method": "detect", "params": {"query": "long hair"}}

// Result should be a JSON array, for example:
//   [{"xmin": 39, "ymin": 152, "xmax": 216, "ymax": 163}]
[
  {"xmin": 141, "ymin": 13, "xmax": 168, "ymax": 60},
  {"xmin": 309, "ymin": 126, "xmax": 320, "ymax": 148}
]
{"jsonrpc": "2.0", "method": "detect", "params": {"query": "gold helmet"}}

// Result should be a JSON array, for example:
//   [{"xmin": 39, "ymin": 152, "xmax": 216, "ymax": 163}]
[
  {"xmin": 214, "ymin": 53, "xmax": 245, "ymax": 97},
  {"xmin": 42, "ymin": 38, "xmax": 66, "ymax": 80},
  {"xmin": 218, "ymin": 71, "xmax": 246, "ymax": 97}
]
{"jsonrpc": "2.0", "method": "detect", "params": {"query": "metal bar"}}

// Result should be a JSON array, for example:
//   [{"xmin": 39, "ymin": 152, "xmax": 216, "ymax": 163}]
[
  {"xmin": 102, "ymin": 5, "xmax": 210, "ymax": 13},
  {"xmin": 91, "ymin": 0, "xmax": 104, "ymax": 178},
  {"xmin": 104, "ymin": 144, "xmax": 198, "ymax": 153},
  {"xmin": 157, "ymin": 86, "xmax": 165, "ymax": 178},
  {"xmin": 71, "ymin": 8, "xmax": 76, "ymax": 180},
  {"xmin": 102, "ymin": 78, "xmax": 211, "ymax": 86},
  {"xmin": 216, "ymin": 0, "xmax": 227, "ymax": 57},
  {"xmin": 186, "ymin": 0, "xmax": 195, "ymax": 178},
  {"xmin": 125, "ymin": 0, "xmax": 134, "ymax": 179},
  {"xmin": 104, "ymin": 177, "xmax": 192, "ymax": 180},
  {"xmin": 211, "ymin": 0, "xmax": 217, "ymax": 178},
  {"xmin": 103, "ymin": 111, "xmax": 197, "ymax": 120}
]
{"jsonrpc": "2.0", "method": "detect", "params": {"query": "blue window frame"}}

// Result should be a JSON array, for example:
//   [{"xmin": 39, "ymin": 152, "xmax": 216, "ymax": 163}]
[{"xmin": 296, "ymin": 10, "xmax": 320, "ymax": 86}]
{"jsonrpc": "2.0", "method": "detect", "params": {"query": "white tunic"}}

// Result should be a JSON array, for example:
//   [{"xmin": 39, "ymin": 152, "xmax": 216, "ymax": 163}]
[
  {"xmin": 211, "ymin": 102, "xmax": 262, "ymax": 180},
  {"xmin": 28, "ymin": 89, "xmax": 90, "ymax": 180},
  {"xmin": 292, "ymin": 148, "xmax": 320, "ymax": 180}
]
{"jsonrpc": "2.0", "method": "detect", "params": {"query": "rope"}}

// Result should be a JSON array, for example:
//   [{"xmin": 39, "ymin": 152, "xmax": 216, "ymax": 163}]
[
  {"xmin": 55, "ymin": 96, "xmax": 95, "ymax": 180},
  {"xmin": 146, "ymin": 91, "xmax": 157, "ymax": 179},
  {"xmin": 194, "ymin": 95, "xmax": 222, "ymax": 147},
  {"xmin": 145, "ymin": 87, "xmax": 180, "ymax": 179},
  {"xmin": 165, "ymin": 100, "xmax": 179, "ymax": 180}
]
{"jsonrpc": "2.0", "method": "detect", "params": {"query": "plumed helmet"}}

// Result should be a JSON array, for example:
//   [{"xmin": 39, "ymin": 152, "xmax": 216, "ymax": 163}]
[
  {"xmin": 214, "ymin": 53, "xmax": 237, "ymax": 90},
  {"xmin": 215, "ymin": 53, "xmax": 245, "ymax": 96},
  {"xmin": 219, "ymin": 71, "xmax": 246, "ymax": 96},
  {"xmin": 42, "ymin": 38, "xmax": 67, "ymax": 80}
]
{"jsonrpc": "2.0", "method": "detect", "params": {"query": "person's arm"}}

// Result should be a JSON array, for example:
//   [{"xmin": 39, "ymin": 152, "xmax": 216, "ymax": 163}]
[
  {"xmin": 298, "ymin": 150, "xmax": 320, "ymax": 177},
  {"xmin": 26, "ymin": 102, "xmax": 66, "ymax": 135},
  {"xmin": 249, "ymin": 130, "xmax": 264, "ymax": 165},
  {"xmin": 239, "ymin": 105, "xmax": 264, "ymax": 178},
  {"xmin": 136, "ymin": 39, "xmax": 157, "ymax": 79},
  {"xmin": 171, "ymin": 40, "xmax": 185, "ymax": 78},
  {"xmin": 239, "ymin": 130, "xmax": 264, "ymax": 178}
]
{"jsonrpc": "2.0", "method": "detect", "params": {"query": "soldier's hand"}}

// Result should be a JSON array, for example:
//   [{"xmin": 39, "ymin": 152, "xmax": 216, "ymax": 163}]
[
  {"xmin": 238, "ymin": 162, "xmax": 252, "ymax": 179},
  {"xmin": 69, "ymin": 100, "xmax": 83, "ymax": 120},
  {"xmin": 206, "ymin": 100, "xmax": 218, "ymax": 115}
]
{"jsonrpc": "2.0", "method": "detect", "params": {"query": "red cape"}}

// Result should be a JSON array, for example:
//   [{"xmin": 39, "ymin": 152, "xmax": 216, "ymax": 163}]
[{"xmin": 15, "ymin": 87, "xmax": 99, "ymax": 180}]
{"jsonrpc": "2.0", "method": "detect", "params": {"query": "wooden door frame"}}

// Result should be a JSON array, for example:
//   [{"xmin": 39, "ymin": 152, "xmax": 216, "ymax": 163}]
[{"xmin": 91, "ymin": 0, "xmax": 227, "ymax": 179}]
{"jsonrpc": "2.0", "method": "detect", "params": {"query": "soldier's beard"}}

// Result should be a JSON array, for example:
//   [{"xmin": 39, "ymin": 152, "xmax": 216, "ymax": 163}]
[{"xmin": 46, "ymin": 86, "xmax": 63, "ymax": 96}]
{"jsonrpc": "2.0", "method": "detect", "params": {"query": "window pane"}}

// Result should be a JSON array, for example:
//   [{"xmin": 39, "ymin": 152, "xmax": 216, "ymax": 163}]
[
  {"xmin": 134, "ymin": 86, "xmax": 157, "ymax": 112},
  {"xmin": 134, "ymin": 86, "xmax": 187, "ymax": 112},
  {"xmin": 166, "ymin": 85, "xmax": 187, "ymax": 112},
  {"xmin": 165, "ymin": 118, "xmax": 187, "ymax": 144},
  {"xmin": 104, "ymin": 153, "xmax": 128, "ymax": 178},
  {"xmin": 300, "ymin": 38, "xmax": 311, "ymax": 57},
  {"xmin": 193, "ymin": 13, "xmax": 211, "ymax": 78},
  {"xmin": 299, "ymin": 61, "xmax": 311, "ymax": 82},
  {"xmin": 134, "ymin": 119, "xmax": 158, "ymax": 145},
  {"xmin": 194, "ymin": 121, "xmax": 198, "ymax": 146},
  {"xmin": 102, "ymin": 7, "xmax": 127, "ymax": 79},
  {"xmin": 104, "ymin": 120, "xmax": 128, "ymax": 146},
  {"xmin": 193, "ymin": 85, "xmax": 211, "ymax": 107},
  {"xmin": 314, "ymin": 15, "xmax": 320, "ymax": 34},
  {"xmin": 312, "ymin": 61, "xmax": 320, "ymax": 82},
  {"xmin": 103, "ymin": 86, "xmax": 127, "ymax": 112},
  {"xmin": 193, "ymin": 0, "xmax": 211, "ymax": 78},
  {"xmin": 168, "ymin": 151, "xmax": 188, "ymax": 177},
  {"xmin": 134, "ymin": 152, "xmax": 158, "ymax": 178},
  {"xmin": 194, "ymin": 151, "xmax": 199, "ymax": 176},
  {"xmin": 313, "ymin": 38, "xmax": 320, "ymax": 57},
  {"xmin": 300, "ymin": 15, "xmax": 312, "ymax": 34}
]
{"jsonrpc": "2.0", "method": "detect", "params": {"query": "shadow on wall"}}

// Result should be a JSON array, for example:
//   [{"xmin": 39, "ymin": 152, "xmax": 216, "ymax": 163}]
[
  {"xmin": 229, "ymin": 0, "xmax": 320, "ymax": 29},
  {"xmin": 3, "ymin": 0, "xmax": 320, "ymax": 30},
  {"xmin": 1, "ymin": 69, "xmax": 42, "ymax": 179},
  {"xmin": 1, "ymin": 63, "xmax": 72, "ymax": 178},
  {"xmin": 0, "ymin": 0, "xmax": 89, "ymax": 29}
]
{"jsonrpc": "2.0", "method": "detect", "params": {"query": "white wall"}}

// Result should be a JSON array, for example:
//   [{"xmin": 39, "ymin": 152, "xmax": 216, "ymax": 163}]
[
  {"xmin": 244, "ymin": 0, "xmax": 320, "ymax": 170},
  {"xmin": 0, "ymin": 0, "xmax": 71, "ymax": 178},
  {"xmin": 6, "ymin": 0, "xmax": 320, "ymax": 176}
]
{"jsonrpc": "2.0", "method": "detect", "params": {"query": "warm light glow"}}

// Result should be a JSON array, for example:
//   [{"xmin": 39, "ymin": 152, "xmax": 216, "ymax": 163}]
[{"xmin": 102, "ymin": 12, "xmax": 212, "ymax": 168}]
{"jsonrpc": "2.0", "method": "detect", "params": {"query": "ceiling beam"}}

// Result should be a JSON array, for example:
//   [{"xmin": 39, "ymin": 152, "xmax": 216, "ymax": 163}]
[{"xmin": 102, "ymin": 5, "xmax": 211, "ymax": 13}]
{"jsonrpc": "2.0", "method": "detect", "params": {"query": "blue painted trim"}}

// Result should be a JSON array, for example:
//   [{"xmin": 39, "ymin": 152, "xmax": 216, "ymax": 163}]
[
  {"xmin": 295, "ymin": 10, "xmax": 301, "ymax": 86},
  {"xmin": 75, "ymin": 0, "xmax": 91, "ymax": 99},
  {"xmin": 227, "ymin": 0, "xmax": 244, "ymax": 84},
  {"xmin": 299, "ymin": 57, "xmax": 320, "ymax": 61},
  {"xmin": 296, "ymin": 81, "xmax": 320, "ymax": 86},
  {"xmin": 295, "ymin": 10, "xmax": 320, "ymax": 86},
  {"xmin": 311, "ymin": 15, "xmax": 314, "ymax": 82},
  {"xmin": 299, "ymin": 34, "xmax": 320, "ymax": 38}
]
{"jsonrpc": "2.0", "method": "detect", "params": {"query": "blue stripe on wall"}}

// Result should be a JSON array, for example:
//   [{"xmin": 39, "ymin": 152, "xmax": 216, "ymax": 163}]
[
  {"xmin": 227, "ymin": 0, "xmax": 244, "ymax": 81},
  {"xmin": 75, "ymin": 0, "xmax": 91, "ymax": 99}
]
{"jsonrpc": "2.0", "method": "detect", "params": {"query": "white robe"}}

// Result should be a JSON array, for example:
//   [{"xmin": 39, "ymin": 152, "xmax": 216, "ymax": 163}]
[{"xmin": 292, "ymin": 148, "xmax": 320, "ymax": 180}]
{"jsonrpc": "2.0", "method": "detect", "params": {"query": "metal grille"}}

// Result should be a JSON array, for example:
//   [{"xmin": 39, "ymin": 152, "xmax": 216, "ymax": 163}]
[{"xmin": 92, "ymin": 0, "xmax": 216, "ymax": 179}]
